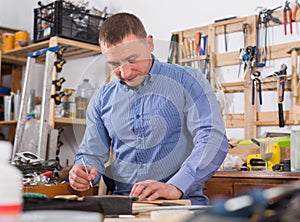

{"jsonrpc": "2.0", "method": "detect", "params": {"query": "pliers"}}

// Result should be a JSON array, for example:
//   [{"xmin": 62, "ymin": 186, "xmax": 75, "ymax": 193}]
[
  {"xmin": 284, "ymin": 1, "xmax": 293, "ymax": 35},
  {"xmin": 252, "ymin": 71, "xmax": 262, "ymax": 105}
]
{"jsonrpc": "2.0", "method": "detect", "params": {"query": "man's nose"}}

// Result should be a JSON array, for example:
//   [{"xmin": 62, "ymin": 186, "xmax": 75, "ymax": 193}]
[{"xmin": 119, "ymin": 63, "xmax": 132, "ymax": 79}]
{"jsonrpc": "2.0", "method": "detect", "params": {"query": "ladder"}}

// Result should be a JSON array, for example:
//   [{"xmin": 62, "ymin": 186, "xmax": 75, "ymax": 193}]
[{"xmin": 12, "ymin": 46, "xmax": 65, "ymax": 161}]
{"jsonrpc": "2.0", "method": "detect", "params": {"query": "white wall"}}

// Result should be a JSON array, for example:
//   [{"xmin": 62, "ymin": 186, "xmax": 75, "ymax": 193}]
[
  {"xmin": 0, "ymin": 0, "xmax": 293, "ymax": 164},
  {"xmin": 0, "ymin": 0, "xmax": 284, "ymax": 41}
]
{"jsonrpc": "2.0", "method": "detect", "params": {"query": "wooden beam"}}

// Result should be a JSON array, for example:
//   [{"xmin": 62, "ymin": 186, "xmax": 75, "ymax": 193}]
[
  {"xmin": 216, "ymin": 41, "xmax": 300, "ymax": 67},
  {"xmin": 11, "ymin": 65, "xmax": 22, "ymax": 93},
  {"xmin": 225, "ymin": 114, "xmax": 244, "ymax": 128}
]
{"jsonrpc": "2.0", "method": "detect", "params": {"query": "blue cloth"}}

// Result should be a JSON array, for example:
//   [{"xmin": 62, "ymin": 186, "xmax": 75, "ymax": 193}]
[{"xmin": 74, "ymin": 57, "xmax": 228, "ymax": 205}]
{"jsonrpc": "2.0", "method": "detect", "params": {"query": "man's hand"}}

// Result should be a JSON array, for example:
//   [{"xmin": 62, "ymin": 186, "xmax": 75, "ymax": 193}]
[
  {"xmin": 129, "ymin": 180, "xmax": 183, "ymax": 201},
  {"xmin": 68, "ymin": 164, "xmax": 98, "ymax": 191}
]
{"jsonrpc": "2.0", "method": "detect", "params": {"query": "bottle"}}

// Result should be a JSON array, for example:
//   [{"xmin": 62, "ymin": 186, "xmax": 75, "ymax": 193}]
[
  {"xmin": 0, "ymin": 141, "xmax": 23, "ymax": 222},
  {"xmin": 290, "ymin": 130, "xmax": 300, "ymax": 172},
  {"xmin": 75, "ymin": 79, "xmax": 94, "ymax": 119}
]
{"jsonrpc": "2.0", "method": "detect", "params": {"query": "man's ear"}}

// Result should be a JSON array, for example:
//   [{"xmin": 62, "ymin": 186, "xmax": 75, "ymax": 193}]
[{"xmin": 147, "ymin": 35, "xmax": 154, "ymax": 52}]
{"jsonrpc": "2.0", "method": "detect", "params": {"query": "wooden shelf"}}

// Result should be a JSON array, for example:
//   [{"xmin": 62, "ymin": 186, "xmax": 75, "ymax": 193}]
[
  {"xmin": 0, "ymin": 118, "xmax": 86, "ymax": 125},
  {"xmin": 171, "ymin": 11, "xmax": 300, "ymax": 137},
  {"xmin": 179, "ymin": 55, "xmax": 207, "ymax": 63},
  {"xmin": 2, "ymin": 36, "xmax": 101, "ymax": 64},
  {"xmin": 221, "ymin": 75, "xmax": 292, "ymax": 93},
  {"xmin": 0, "ymin": 120, "xmax": 17, "ymax": 126},
  {"xmin": 54, "ymin": 117, "xmax": 86, "ymax": 125}
]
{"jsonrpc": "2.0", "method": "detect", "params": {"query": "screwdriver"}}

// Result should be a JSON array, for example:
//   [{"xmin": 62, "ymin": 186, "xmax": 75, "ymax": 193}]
[{"xmin": 81, "ymin": 158, "xmax": 93, "ymax": 188}]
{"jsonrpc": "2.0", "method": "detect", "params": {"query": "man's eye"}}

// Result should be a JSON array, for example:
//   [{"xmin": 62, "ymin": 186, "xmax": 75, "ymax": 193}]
[
  {"xmin": 128, "ymin": 57, "xmax": 137, "ymax": 63},
  {"xmin": 109, "ymin": 63, "xmax": 119, "ymax": 69}
]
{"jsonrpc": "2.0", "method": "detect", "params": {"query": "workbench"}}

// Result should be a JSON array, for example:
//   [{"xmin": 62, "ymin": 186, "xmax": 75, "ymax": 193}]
[
  {"xmin": 21, "ymin": 172, "xmax": 300, "ymax": 221},
  {"xmin": 204, "ymin": 171, "xmax": 300, "ymax": 202}
]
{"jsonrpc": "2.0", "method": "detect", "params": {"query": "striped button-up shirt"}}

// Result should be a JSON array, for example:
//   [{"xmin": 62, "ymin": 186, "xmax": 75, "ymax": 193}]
[{"xmin": 75, "ymin": 57, "xmax": 228, "ymax": 205}]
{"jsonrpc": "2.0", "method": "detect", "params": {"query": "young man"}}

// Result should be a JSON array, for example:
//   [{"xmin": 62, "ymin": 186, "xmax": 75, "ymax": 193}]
[{"xmin": 69, "ymin": 12, "xmax": 228, "ymax": 205}]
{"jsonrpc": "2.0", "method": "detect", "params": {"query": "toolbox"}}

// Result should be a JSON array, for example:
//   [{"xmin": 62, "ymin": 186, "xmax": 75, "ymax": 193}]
[{"xmin": 33, "ymin": 0, "xmax": 108, "ymax": 45}]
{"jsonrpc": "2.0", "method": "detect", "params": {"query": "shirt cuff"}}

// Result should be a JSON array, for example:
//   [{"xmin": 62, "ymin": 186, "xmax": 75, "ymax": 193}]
[{"xmin": 167, "ymin": 170, "xmax": 195, "ymax": 196}]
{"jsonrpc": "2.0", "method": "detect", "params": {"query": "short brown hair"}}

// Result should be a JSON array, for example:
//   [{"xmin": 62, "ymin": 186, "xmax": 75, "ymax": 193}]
[{"xmin": 99, "ymin": 12, "xmax": 147, "ymax": 47}]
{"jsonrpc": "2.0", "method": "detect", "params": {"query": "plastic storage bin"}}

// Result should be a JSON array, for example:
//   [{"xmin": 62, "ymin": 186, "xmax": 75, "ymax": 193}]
[{"xmin": 33, "ymin": 0, "xmax": 108, "ymax": 45}]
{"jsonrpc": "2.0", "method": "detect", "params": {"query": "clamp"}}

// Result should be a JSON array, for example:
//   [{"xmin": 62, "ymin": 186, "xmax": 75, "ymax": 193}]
[
  {"xmin": 284, "ymin": 1, "xmax": 293, "ymax": 35},
  {"xmin": 54, "ymin": 58, "xmax": 66, "ymax": 73},
  {"xmin": 56, "ymin": 46, "xmax": 67, "ymax": 60},
  {"xmin": 252, "ymin": 71, "xmax": 262, "ymax": 105},
  {"xmin": 256, "ymin": 6, "xmax": 282, "ymax": 67},
  {"xmin": 51, "ymin": 91, "xmax": 65, "ymax": 105},
  {"xmin": 52, "ymin": 77, "xmax": 66, "ymax": 91}
]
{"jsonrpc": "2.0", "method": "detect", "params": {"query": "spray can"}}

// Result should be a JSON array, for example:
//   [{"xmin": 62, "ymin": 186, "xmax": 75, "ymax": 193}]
[{"xmin": 0, "ymin": 141, "xmax": 23, "ymax": 222}]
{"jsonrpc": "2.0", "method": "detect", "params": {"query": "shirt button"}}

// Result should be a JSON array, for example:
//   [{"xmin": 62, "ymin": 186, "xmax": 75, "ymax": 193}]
[{"xmin": 136, "ymin": 114, "xmax": 140, "ymax": 119}]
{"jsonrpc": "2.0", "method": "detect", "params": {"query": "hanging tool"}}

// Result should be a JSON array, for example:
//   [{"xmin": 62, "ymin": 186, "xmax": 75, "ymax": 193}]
[
  {"xmin": 238, "ymin": 46, "xmax": 256, "ymax": 78},
  {"xmin": 276, "ymin": 64, "xmax": 287, "ymax": 127},
  {"xmin": 283, "ymin": 1, "xmax": 293, "ymax": 35},
  {"xmin": 55, "ymin": 127, "xmax": 64, "ymax": 170},
  {"xmin": 54, "ymin": 58, "xmax": 66, "ymax": 73},
  {"xmin": 224, "ymin": 24, "xmax": 228, "ymax": 52},
  {"xmin": 292, "ymin": 0, "xmax": 300, "ymax": 21},
  {"xmin": 167, "ymin": 34, "xmax": 178, "ymax": 64},
  {"xmin": 203, "ymin": 54, "xmax": 210, "ymax": 82},
  {"xmin": 256, "ymin": 6, "xmax": 282, "ymax": 67},
  {"xmin": 214, "ymin": 16, "xmax": 237, "ymax": 52},
  {"xmin": 13, "ymin": 45, "xmax": 67, "ymax": 160},
  {"xmin": 195, "ymin": 32, "xmax": 201, "ymax": 55},
  {"xmin": 252, "ymin": 71, "xmax": 262, "ymax": 105},
  {"xmin": 51, "ymin": 91, "xmax": 66, "ymax": 105},
  {"xmin": 52, "ymin": 77, "xmax": 66, "ymax": 91}
]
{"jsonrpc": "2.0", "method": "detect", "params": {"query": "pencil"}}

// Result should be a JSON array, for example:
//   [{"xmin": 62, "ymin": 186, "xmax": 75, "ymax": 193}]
[{"xmin": 81, "ymin": 158, "xmax": 93, "ymax": 187}]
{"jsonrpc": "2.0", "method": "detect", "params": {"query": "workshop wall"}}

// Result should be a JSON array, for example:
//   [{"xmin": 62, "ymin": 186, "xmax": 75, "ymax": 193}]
[{"xmin": 0, "ymin": 0, "xmax": 293, "ymax": 165}]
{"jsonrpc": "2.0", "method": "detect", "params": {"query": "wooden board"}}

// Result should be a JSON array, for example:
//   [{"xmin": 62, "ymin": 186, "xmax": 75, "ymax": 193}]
[{"xmin": 23, "ymin": 182, "xmax": 98, "ymax": 198}]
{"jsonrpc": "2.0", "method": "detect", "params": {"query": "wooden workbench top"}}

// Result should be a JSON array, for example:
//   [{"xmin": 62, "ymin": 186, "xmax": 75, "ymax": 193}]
[{"xmin": 214, "ymin": 170, "xmax": 300, "ymax": 179}]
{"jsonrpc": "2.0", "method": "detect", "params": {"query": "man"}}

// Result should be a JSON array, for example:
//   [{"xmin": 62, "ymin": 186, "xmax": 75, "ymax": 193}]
[{"xmin": 69, "ymin": 12, "xmax": 228, "ymax": 205}]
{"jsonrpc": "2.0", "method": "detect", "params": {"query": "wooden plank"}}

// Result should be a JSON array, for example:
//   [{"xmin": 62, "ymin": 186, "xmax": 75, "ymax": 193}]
[
  {"xmin": 0, "ymin": 120, "xmax": 17, "ymax": 125},
  {"xmin": 54, "ymin": 37, "xmax": 101, "ymax": 52},
  {"xmin": 215, "ymin": 41, "xmax": 300, "ymax": 67},
  {"xmin": 1, "ymin": 55, "xmax": 27, "ymax": 65},
  {"xmin": 11, "ymin": 64, "xmax": 22, "ymax": 93},
  {"xmin": 225, "ymin": 110, "xmax": 300, "ymax": 128},
  {"xmin": 23, "ymin": 182, "xmax": 97, "ymax": 198},
  {"xmin": 225, "ymin": 114, "xmax": 244, "ymax": 128},
  {"xmin": 179, "ymin": 55, "xmax": 206, "ymax": 63},
  {"xmin": 2, "ymin": 37, "xmax": 101, "ymax": 64},
  {"xmin": 255, "ymin": 110, "xmax": 292, "ymax": 126},
  {"xmin": 244, "ymin": 77, "xmax": 257, "ymax": 138},
  {"xmin": 268, "ymin": 41, "xmax": 300, "ymax": 60},
  {"xmin": 172, "ymin": 26, "xmax": 209, "ymax": 39},
  {"xmin": 214, "ymin": 17, "xmax": 247, "ymax": 34},
  {"xmin": 208, "ymin": 25, "xmax": 216, "ymax": 89},
  {"xmin": 221, "ymin": 81, "xmax": 245, "ymax": 93},
  {"xmin": 245, "ymin": 15, "xmax": 257, "ymax": 46},
  {"xmin": 216, "ymin": 51, "xmax": 239, "ymax": 66},
  {"xmin": 55, "ymin": 117, "xmax": 86, "ymax": 125}
]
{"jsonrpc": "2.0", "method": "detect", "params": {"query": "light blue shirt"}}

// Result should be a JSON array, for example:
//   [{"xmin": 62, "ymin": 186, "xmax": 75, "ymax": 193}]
[{"xmin": 74, "ymin": 57, "xmax": 228, "ymax": 205}]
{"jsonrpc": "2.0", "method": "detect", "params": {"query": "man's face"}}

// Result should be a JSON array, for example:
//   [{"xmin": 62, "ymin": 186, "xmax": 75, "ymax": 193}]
[{"xmin": 100, "ymin": 34, "xmax": 154, "ymax": 89}]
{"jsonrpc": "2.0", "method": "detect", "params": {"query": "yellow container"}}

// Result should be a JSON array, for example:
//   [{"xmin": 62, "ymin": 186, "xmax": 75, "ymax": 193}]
[
  {"xmin": 14, "ymin": 31, "xmax": 29, "ymax": 48},
  {"xmin": 2, "ymin": 33, "xmax": 15, "ymax": 51}
]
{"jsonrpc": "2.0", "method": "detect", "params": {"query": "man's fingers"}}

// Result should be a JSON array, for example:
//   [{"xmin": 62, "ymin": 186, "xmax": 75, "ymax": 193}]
[
  {"xmin": 130, "ymin": 180, "xmax": 183, "ymax": 201},
  {"xmin": 130, "ymin": 182, "xmax": 146, "ymax": 198},
  {"xmin": 69, "ymin": 164, "xmax": 94, "ymax": 191}
]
